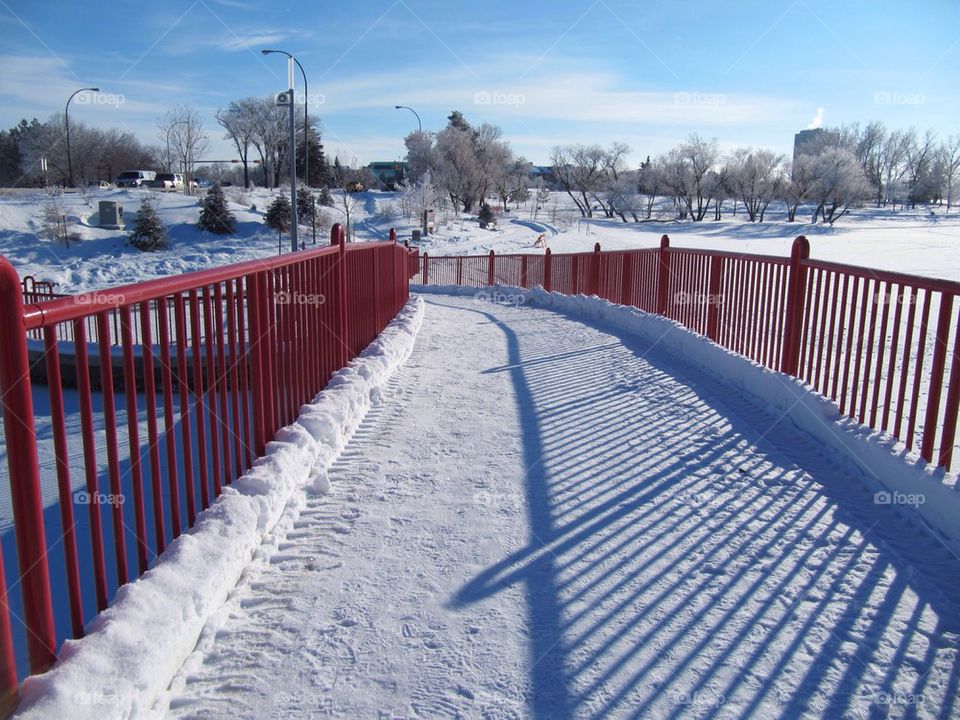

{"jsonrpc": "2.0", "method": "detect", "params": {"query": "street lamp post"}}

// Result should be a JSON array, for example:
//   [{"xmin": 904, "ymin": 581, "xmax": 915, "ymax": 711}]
[
  {"xmin": 262, "ymin": 51, "xmax": 299, "ymax": 252},
  {"xmin": 66, "ymin": 87, "xmax": 99, "ymax": 187},
  {"xmin": 394, "ymin": 105, "xmax": 422, "ymax": 133},
  {"xmin": 262, "ymin": 49, "xmax": 309, "ymax": 187}
]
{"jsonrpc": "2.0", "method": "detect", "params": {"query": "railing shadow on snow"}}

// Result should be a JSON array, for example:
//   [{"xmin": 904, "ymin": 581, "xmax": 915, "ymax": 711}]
[{"xmin": 434, "ymin": 296, "xmax": 960, "ymax": 720}]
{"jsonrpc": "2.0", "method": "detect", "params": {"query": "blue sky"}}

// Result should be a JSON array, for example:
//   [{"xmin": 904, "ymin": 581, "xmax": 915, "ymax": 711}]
[{"xmin": 0, "ymin": 0, "xmax": 957, "ymax": 166}]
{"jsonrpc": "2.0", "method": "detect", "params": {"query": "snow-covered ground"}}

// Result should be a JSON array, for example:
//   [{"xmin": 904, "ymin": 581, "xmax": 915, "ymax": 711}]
[
  {"xmin": 0, "ymin": 188, "xmax": 957, "ymax": 296},
  {"xmin": 151, "ymin": 293, "xmax": 959, "ymax": 719}
]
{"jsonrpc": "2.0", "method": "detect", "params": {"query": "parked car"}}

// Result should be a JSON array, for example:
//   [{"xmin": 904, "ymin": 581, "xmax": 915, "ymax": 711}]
[
  {"xmin": 115, "ymin": 170, "xmax": 156, "ymax": 188},
  {"xmin": 149, "ymin": 172, "xmax": 184, "ymax": 191},
  {"xmin": 193, "ymin": 177, "xmax": 212, "ymax": 188}
]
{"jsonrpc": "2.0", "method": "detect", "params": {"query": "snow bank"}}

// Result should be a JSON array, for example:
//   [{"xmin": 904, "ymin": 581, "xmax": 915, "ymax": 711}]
[
  {"xmin": 416, "ymin": 283, "xmax": 960, "ymax": 553},
  {"xmin": 13, "ymin": 297, "xmax": 425, "ymax": 720}
]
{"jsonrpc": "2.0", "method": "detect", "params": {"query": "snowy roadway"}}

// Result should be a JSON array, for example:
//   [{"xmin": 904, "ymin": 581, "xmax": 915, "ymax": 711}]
[{"xmin": 159, "ymin": 294, "xmax": 959, "ymax": 719}]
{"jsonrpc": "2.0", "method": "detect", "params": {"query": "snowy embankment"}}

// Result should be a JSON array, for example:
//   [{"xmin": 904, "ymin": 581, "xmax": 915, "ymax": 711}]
[
  {"xmin": 416, "ymin": 284, "xmax": 960, "ymax": 553},
  {"xmin": 13, "ymin": 297, "xmax": 424, "ymax": 720}
]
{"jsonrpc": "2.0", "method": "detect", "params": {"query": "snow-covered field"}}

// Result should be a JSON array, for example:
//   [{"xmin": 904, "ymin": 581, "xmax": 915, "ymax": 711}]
[{"xmin": 0, "ymin": 188, "xmax": 957, "ymax": 296}]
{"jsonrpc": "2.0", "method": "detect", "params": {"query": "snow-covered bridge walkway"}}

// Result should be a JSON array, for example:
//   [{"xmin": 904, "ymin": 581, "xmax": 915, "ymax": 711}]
[{"xmin": 160, "ymin": 293, "xmax": 960, "ymax": 719}]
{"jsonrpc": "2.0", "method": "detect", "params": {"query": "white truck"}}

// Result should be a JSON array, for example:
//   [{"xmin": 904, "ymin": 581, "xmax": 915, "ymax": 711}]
[{"xmin": 115, "ymin": 170, "xmax": 156, "ymax": 188}]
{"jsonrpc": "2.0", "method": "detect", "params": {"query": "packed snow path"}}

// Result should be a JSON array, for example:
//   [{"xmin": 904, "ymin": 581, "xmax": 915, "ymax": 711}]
[{"xmin": 161, "ymin": 294, "xmax": 960, "ymax": 719}]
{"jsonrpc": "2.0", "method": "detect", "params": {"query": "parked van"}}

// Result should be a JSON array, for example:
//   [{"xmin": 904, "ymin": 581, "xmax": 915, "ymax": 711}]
[{"xmin": 115, "ymin": 170, "xmax": 156, "ymax": 188}]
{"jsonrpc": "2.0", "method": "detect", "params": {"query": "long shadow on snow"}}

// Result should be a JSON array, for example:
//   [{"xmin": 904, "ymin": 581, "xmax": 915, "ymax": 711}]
[{"xmin": 439, "ymin": 295, "xmax": 960, "ymax": 719}]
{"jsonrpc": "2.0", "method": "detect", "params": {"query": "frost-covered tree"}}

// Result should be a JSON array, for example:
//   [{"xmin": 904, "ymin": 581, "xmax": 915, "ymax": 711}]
[
  {"xmin": 729, "ymin": 148, "xmax": 784, "ymax": 222},
  {"xmin": 809, "ymin": 148, "xmax": 870, "ymax": 224},
  {"xmin": 216, "ymin": 99, "xmax": 257, "ymax": 188},
  {"xmin": 662, "ymin": 134, "xmax": 720, "ymax": 222},
  {"xmin": 198, "ymin": 183, "xmax": 236, "ymax": 234},
  {"xmin": 130, "ymin": 195, "xmax": 168, "ymax": 251},
  {"xmin": 398, "ymin": 169, "xmax": 439, "ymax": 220}
]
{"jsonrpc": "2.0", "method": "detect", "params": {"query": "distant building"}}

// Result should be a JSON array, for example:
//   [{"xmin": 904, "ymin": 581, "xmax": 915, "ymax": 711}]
[
  {"xmin": 792, "ymin": 128, "xmax": 841, "ymax": 164},
  {"xmin": 528, "ymin": 165, "xmax": 556, "ymax": 186},
  {"xmin": 368, "ymin": 161, "xmax": 406, "ymax": 189}
]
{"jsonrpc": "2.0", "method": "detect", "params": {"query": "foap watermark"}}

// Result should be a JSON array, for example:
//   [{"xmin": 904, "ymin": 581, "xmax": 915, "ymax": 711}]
[
  {"xmin": 75, "ymin": 92, "xmax": 126, "ymax": 108},
  {"xmin": 74, "ymin": 490, "xmax": 125, "ymax": 506},
  {"xmin": 674, "ymin": 91, "xmax": 725, "ymax": 106},
  {"xmin": 473, "ymin": 90, "xmax": 525, "ymax": 107},
  {"xmin": 874, "ymin": 291, "xmax": 917, "ymax": 306},
  {"xmin": 275, "ymin": 290, "xmax": 326, "ymax": 306},
  {"xmin": 671, "ymin": 689, "xmax": 726, "ymax": 710},
  {"xmin": 474, "ymin": 290, "xmax": 527, "ymax": 307},
  {"xmin": 873, "ymin": 91, "xmax": 925, "ymax": 106},
  {"xmin": 869, "ymin": 690, "xmax": 929, "ymax": 709},
  {"xmin": 74, "ymin": 689, "xmax": 123, "ymax": 707},
  {"xmin": 674, "ymin": 291, "xmax": 723, "ymax": 306},
  {"xmin": 874, "ymin": 490, "xmax": 925, "ymax": 507},
  {"xmin": 77, "ymin": 291, "xmax": 127, "ymax": 305},
  {"xmin": 473, "ymin": 490, "xmax": 519, "ymax": 512}
]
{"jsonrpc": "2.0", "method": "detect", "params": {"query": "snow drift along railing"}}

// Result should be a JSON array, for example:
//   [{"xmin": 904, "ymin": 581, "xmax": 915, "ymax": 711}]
[
  {"xmin": 0, "ymin": 224, "xmax": 413, "ymax": 714},
  {"xmin": 414, "ymin": 236, "xmax": 960, "ymax": 474}
]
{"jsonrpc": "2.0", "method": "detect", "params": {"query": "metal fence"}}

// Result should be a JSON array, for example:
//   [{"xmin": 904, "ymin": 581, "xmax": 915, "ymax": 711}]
[
  {"xmin": 0, "ymin": 224, "xmax": 415, "ymax": 712},
  {"xmin": 414, "ymin": 236, "xmax": 960, "ymax": 473}
]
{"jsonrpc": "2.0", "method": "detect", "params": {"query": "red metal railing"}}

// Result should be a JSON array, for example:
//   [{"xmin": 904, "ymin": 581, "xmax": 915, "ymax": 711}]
[
  {"xmin": 0, "ymin": 224, "xmax": 416, "ymax": 712},
  {"xmin": 414, "ymin": 235, "xmax": 960, "ymax": 473}
]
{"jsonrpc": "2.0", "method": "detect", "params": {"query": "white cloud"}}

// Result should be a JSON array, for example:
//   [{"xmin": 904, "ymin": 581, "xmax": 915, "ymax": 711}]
[{"xmin": 313, "ymin": 66, "xmax": 803, "ymax": 127}]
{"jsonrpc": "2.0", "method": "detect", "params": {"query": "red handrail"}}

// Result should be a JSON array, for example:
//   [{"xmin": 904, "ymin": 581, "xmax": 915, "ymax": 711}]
[
  {"xmin": 0, "ymin": 227, "xmax": 413, "ymax": 711},
  {"xmin": 414, "ymin": 236, "xmax": 960, "ymax": 474}
]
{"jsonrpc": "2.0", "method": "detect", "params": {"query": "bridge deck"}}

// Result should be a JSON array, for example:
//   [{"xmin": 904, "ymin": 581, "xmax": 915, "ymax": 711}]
[{"xmin": 161, "ymin": 293, "xmax": 960, "ymax": 719}]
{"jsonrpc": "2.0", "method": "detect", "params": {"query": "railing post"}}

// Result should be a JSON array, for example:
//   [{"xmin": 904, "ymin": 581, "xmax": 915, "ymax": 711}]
[
  {"xmin": 520, "ymin": 255, "xmax": 528, "ymax": 289},
  {"xmin": 780, "ymin": 235, "xmax": 810, "ymax": 376},
  {"xmin": 246, "ymin": 273, "xmax": 266, "ymax": 456},
  {"xmin": 0, "ymin": 257, "xmax": 56, "ymax": 675},
  {"xmin": 706, "ymin": 255, "xmax": 724, "ymax": 342},
  {"xmin": 422, "ymin": 252, "xmax": 429, "ymax": 285},
  {"xmin": 330, "ymin": 222, "xmax": 341, "ymax": 246},
  {"xmin": 619, "ymin": 251, "xmax": 634, "ymax": 306},
  {"xmin": 389, "ymin": 227, "xmax": 397, "ymax": 243},
  {"xmin": 544, "ymin": 247, "xmax": 552, "ymax": 292},
  {"xmin": 487, "ymin": 249, "xmax": 495, "ymax": 286},
  {"xmin": 456, "ymin": 256, "xmax": 463, "ymax": 286},
  {"xmin": 656, "ymin": 234, "xmax": 670, "ymax": 315},
  {"xmin": 923, "ymin": 294, "xmax": 954, "ymax": 464},
  {"xmin": 337, "ymin": 231, "xmax": 348, "ymax": 367},
  {"xmin": 590, "ymin": 242, "xmax": 601, "ymax": 296}
]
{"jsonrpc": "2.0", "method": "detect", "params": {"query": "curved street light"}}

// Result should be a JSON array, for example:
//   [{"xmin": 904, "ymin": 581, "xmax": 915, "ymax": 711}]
[
  {"xmin": 394, "ymin": 105, "xmax": 422, "ymax": 133},
  {"xmin": 262, "ymin": 49, "xmax": 310, "ymax": 186},
  {"xmin": 66, "ymin": 87, "xmax": 99, "ymax": 187}
]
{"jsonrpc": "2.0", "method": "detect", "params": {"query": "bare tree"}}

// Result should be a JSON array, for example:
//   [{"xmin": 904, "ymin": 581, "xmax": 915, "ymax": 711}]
[
  {"xmin": 661, "ymin": 134, "xmax": 720, "ymax": 221},
  {"xmin": 939, "ymin": 135, "xmax": 960, "ymax": 212},
  {"xmin": 550, "ymin": 144, "xmax": 606, "ymax": 217},
  {"xmin": 905, "ymin": 128, "xmax": 937, "ymax": 207},
  {"xmin": 637, "ymin": 157, "xmax": 665, "ymax": 220},
  {"xmin": 159, "ymin": 106, "xmax": 208, "ymax": 193}
]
